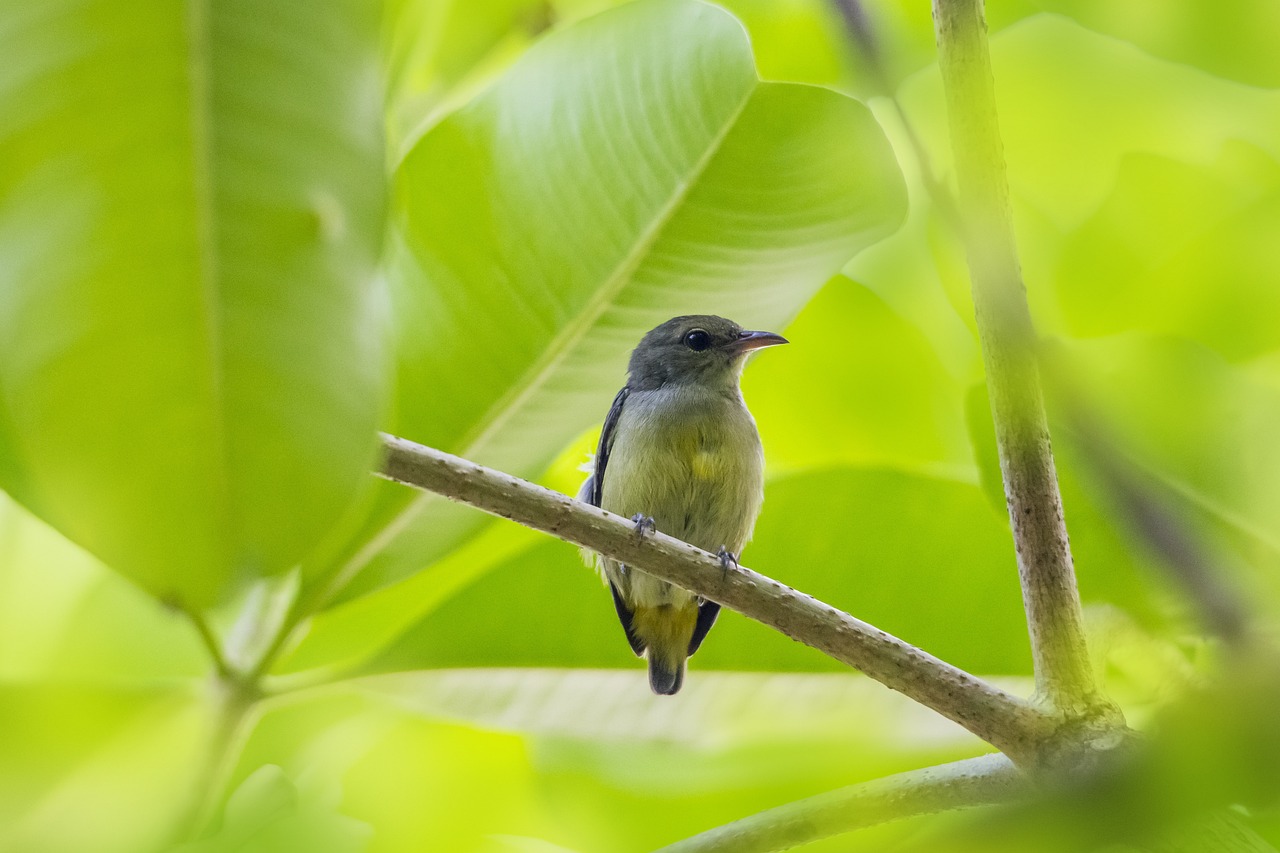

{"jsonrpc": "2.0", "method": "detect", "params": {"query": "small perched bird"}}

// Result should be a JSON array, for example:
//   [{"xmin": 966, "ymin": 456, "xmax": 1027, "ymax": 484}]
[{"xmin": 578, "ymin": 315, "xmax": 787, "ymax": 695}]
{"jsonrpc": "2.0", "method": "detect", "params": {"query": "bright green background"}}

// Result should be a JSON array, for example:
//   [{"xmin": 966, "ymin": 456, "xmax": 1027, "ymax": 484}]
[{"xmin": 1, "ymin": 0, "xmax": 1278, "ymax": 850}]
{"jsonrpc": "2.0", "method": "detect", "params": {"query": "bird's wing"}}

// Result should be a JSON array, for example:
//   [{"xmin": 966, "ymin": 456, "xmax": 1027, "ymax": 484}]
[
  {"xmin": 586, "ymin": 385, "xmax": 629, "ymax": 508},
  {"xmin": 581, "ymin": 386, "xmax": 647, "ymax": 657},
  {"xmin": 688, "ymin": 601, "xmax": 721, "ymax": 656}
]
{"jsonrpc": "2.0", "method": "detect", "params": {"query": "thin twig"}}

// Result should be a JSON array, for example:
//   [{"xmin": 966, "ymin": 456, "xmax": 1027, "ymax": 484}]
[
  {"xmin": 828, "ymin": 0, "xmax": 963, "ymax": 231},
  {"xmin": 656, "ymin": 753, "xmax": 1024, "ymax": 853},
  {"xmin": 931, "ymin": 0, "xmax": 1109, "ymax": 718},
  {"xmin": 377, "ymin": 433, "xmax": 1056, "ymax": 764},
  {"xmin": 184, "ymin": 607, "xmax": 232, "ymax": 679}
]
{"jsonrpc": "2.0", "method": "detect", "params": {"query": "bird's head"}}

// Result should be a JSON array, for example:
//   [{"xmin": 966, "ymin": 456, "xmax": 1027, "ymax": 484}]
[{"xmin": 627, "ymin": 315, "xmax": 788, "ymax": 392}]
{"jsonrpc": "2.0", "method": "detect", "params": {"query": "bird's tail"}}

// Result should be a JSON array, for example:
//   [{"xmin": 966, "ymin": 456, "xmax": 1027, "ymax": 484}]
[
  {"xmin": 634, "ymin": 604, "xmax": 698, "ymax": 696},
  {"xmin": 647, "ymin": 645, "xmax": 686, "ymax": 695}
]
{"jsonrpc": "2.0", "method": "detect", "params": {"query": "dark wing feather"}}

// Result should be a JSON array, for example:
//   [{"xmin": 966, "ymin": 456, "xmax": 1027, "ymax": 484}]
[
  {"xmin": 609, "ymin": 582, "xmax": 646, "ymax": 656},
  {"xmin": 688, "ymin": 601, "xmax": 721, "ymax": 655},
  {"xmin": 588, "ymin": 386, "xmax": 630, "ymax": 507},
  {"xmin": 589, "ymin": 387, "xmax": 645, "ymax": 656}
]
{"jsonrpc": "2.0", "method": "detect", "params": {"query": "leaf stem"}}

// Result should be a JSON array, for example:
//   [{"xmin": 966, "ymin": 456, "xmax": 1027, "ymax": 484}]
[
  {"xmin": 378, "ymin": 433, "xmax": 1056, "ymax": 764},
  {"xmin": 930, "ymin": 0, "xmax": 1110, "ymax": 718},
  {"xmin": 656, "ymin": 753, "xmax": 1024, "ymax": 853},
  {"xmin": 184, "ymin": 606, "xmax": 232, "ymax": 679}
]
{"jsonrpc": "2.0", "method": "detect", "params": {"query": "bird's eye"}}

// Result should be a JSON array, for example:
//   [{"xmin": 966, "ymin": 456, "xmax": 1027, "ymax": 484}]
[{"xmin": 683, "ymin": 329, "xmax": 712, "ymax": 351}]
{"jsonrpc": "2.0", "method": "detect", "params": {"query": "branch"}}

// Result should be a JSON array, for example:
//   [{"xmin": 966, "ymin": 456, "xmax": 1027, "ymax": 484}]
[
  {"xmin": 656, "ymin": 754, "xmax": 1024, "ymax": 853},
  {"xmin": 378, "ymin": 433, "xmax": 1055, "ymax": 764},
  {"xmin": 931, "ymin": 0, "xmax": 1110, "ymax": 718}
]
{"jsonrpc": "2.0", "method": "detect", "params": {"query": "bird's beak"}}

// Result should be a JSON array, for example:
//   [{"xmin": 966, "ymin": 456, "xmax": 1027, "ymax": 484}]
[{"xmin": 728, "ymin": 329, "xmax": 789, "ymax": 355}]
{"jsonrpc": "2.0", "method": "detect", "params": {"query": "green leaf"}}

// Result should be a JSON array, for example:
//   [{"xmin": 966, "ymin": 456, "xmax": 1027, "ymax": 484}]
[
  {"xmin": 748, "ymin": 276, "xmax": 973, "ymax": 477},
  {"xmin": 363, "ymin": 668, "xmax": 996, "ymax": 756},
  {"xmin": 1054, "ymin": 143, "xmax": 1280, "ymax": 361},
  {"xmin": 895, "ymin": 14, "xmax": 1280, "ymax": 236},
  {"xmin": 173, "ymin": 765, "xmax": 372, "ymax": 853},
  {"xmin": 0, "ymin": 683, "xmax": 209, "ymax": 853},
  {"xmin": 989, "ymin": 16, "xmax": 1280, "ymax": 230},
  {"xmin": 0, "ymin": 0, "xmax": 388, "ymax": 606},
  {"xmin": 319, "ymin": 0, "xmax": 908, "ymax": 604},
  {"xmin": 1031, "ymin": 0, "xmax": 1280, "ymax": 88},
  {"xmin": 353, "ymin": 669, "xmax": 998, "ymax": 850},
  {"xmin": 1050, "ymin": 335, "xmax": 1280, "ymax": 604},
  {"xmin": 384, "ymin": 0, "xmax": 554, "ymax": 155},
  {"xmin": 714, "ymin": 0, "xmax": 850, "ymax": 89},
  {"xmin": 0, "ymin": 493, "xmax": 206, "ymax": 682}
]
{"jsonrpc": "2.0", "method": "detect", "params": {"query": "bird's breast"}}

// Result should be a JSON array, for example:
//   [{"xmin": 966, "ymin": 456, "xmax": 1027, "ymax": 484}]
[{"xmin": 600, "ymin": 386, "xmax": 764, "ymax": 554}]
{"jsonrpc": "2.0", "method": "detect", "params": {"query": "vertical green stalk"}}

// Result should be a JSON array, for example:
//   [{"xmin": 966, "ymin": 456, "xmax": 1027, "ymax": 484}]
[{"xmin": 931, "ymin": 0, "xmax": 1108, "ymax": 717}]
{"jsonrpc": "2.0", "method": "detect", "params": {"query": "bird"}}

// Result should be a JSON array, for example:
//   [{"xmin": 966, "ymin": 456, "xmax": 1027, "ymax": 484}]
[{"xmin": 577, "ymin": 315, "xmax": 787, "ymax": 695}]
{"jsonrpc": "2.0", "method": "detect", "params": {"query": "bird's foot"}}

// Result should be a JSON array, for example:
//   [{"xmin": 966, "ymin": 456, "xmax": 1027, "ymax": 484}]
[
  {"xmin": 716, "ymin": 547, "xmax": 739, "ymax": 578},
  {"xmin": 632, "ymin": 514, "xmax": 657, "ymax": 541}
]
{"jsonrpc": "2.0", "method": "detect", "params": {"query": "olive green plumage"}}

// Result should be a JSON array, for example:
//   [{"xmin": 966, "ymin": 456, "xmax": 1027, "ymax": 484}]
[{"xmin": 578, "ymin": 315, "xmax": 786, "ymax": 694}]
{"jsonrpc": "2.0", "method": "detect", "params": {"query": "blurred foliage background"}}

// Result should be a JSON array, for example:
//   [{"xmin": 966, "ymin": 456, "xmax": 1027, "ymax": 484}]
[{"xmin": 1, "ymin": 0, "xmax": 1278, "ymax": 850}]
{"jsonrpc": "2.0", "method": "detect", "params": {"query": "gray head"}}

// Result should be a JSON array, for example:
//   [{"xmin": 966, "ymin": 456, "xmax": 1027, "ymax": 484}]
[{"xmin": 626, "ymin": 315, "xmax": 788, "ymax": 392}]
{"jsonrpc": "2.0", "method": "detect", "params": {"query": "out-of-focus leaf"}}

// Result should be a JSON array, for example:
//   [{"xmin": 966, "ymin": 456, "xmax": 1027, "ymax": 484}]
[
  {"xmin": 990, "ymin": 16, "xmax": 1280, "ymax": 230},
  {"xmin": 363, "ymin": 669, "xmax": 997, "ymax": 755},
  {"xmin": 0, "ymin": 684, "xmax": 209, "ymax": 853},
  {"xmin": 897, "ymin": 14, "xmax": 1280, "ymax": 235},
  {"xmin": 1032, "ymin": 0, "xmax": 1280, "ymax": 88},
  {"xmin": 1049, "ymin": 336, "xmax": 1280, "ymax": 606},
  {"xmin": 843, "ymin": 194, "xmax": 981, "ymax": 383},
  {"xmin": 1055, "ymin": 143, "xmax": 1280, "ymax": 361},
  {"xmin": 0, "ymin": 0, "xmax": 388, "ymax": 607},
  {"xmin": 314, "ymin": 0, "xmax": 908, "ymax": 607},
  {"xmin": 275, "ymin": 520, "xmax": 539, "ymax": 676},
  {"xmin": 716, "ymin": 0, "xmax": 849, "ymax": 88},
  {"xmin": 749, "ymin": 276, "xmax": 972, "ymax": 477},
  {"xmin": 485, "ymin": 837, "xmax": 585, "ymax": 853},
  {"xmin": 361, "ymin": 466, "xmax": 1036, "ymax": 678},
  {"xmin": 352, "ymin": 669, "xmax": 1003, "ymax": 851},
  {"xmin": 173, "ymin": 764, "xmax": 372, "ymax": 853},
  {"xmin": 0, "ymin": 491, "xmax": 205, "ymax": 682},
  {"xmin": 384, "ymin": 0, "xmax": 553, "ymax": 155}
]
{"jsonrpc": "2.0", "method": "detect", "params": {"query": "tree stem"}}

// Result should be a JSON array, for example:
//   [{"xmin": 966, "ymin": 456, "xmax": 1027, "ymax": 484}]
[
  {"xmin": 165, "ymin": 673, "xmax": 261, "ymax": 844},
  {"xmin": 378, "ymin": 433, "xmax": 1056, "ymax": 764},
  {"xmin": 931, "ymin": 0, "xmax": 1107, "ymax": 717},
  {"xmin": 657, "ymin": 754, "xmax": 1024, "ymax": 853}
]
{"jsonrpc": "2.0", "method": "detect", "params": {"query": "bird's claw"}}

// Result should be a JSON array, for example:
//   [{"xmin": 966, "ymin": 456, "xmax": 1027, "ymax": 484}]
[
  {"xmin": 632, "ymin": 513, "xmax": 656, "ymax": 541},
  {"xmin": 716, "ymin": 547, "xmax": 739, "ymax": 577}
]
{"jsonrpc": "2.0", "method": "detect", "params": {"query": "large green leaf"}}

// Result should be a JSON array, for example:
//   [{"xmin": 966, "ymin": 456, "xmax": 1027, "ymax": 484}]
[
  {"xmin": 225, "ymin": 672, "xmax": 997, "ymax": 853},
  {"xmin": 384, "ymin": 0, "xmax": 553, "ymax": 156},
  {"xmin": 0, "ymin": 0, "xmax": 388, "ymax": 606},
  {"xmin": 0, "ymin": 493, "xmax": 206, "ymax": 682},
  {"xmin": 0, "ymin": 683, "xmax": 210, "ymax": 853},
  {"xmin": 1054, "ymin": 144, "xmax": 1280, "ymax": 360},
  {"xmin": 891, "ymin": 14, "xmax": 1280, "ymax": 240},
  {"xmin": 747, "ymin": 276, "xmax": 973, "ymax": 476},
  {"xmin": 1047, "ymin": 335, "xmax": 1280, "ymax": 607},
  {"xmin": 1031, "ymin": 0, "xmax": 1280, "ymax": 88},
  {"xmin": 317, "ymin": 0, "xmax": 908, "ymax": 604}
]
